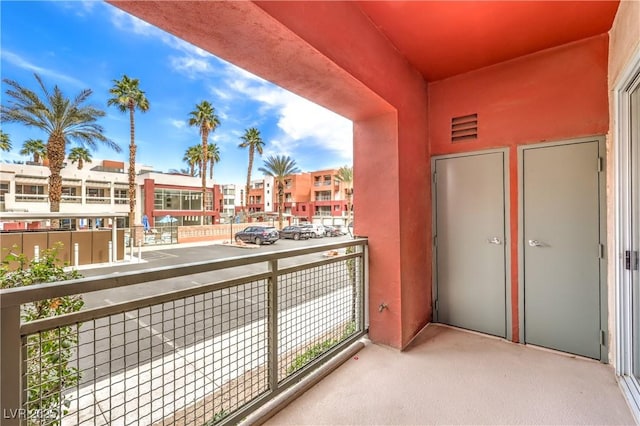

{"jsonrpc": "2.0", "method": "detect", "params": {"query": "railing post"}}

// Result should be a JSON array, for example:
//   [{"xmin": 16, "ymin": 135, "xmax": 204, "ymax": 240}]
[
  {"xmin": 111, "ymin": 217, "xmax": 117, "ymax": 262},
  {"xmin": 1, "ymin": 305, "xmax": 22, "ymax": 425},
  {"xmin": 268, "ymin": 259, "xmax": 279, "ymax": 392},
  {"xmin": 74, "ymin": 243, "xmax": 79, "ymax": 266},
  {"xmin": 362, "ymin": 242, "xmax": 369, "ymax": 331}
]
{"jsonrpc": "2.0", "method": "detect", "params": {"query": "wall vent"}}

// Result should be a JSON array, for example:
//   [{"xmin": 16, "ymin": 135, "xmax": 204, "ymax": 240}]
[{"xmin": 451, "ymin": 113, "xmax": 478, "ymax": 142}]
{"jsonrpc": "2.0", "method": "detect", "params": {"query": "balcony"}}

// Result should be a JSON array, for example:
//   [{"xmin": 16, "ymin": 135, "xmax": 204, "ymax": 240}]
[
  {"xmin": 1, "ymin": 236, "xmax": 636, "ymax": 425},
  {"xmin": 263, "ymin": 324, "xmax": 635, "ymax": 425},
  {"xmin": 0, "ymin": 240, "xmax": 366, "ymax": 425}
]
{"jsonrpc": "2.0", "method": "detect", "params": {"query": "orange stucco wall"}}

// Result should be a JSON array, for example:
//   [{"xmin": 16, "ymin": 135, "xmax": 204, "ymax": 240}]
[{"xmin": 428, "ymin": 34, "xmax": 610, "ymax": 341}]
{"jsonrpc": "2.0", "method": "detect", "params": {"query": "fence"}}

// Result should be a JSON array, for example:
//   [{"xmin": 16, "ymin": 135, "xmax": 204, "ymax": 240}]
[{"xmin": 0, "ymin": 239, "xmax": 368, "ymax": 425}]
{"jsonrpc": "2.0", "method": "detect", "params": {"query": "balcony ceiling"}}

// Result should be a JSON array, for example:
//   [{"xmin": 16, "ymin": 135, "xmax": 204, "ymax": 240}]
[{"xmin": 357, "ymin": 1, "xmax": 620, "ymax": 81}]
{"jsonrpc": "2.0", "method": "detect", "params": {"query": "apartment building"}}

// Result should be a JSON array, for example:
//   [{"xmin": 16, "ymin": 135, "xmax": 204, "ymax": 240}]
[
  {"xmin": 0, "ymin": 159, "xmax": 223, "ymax": 228},
  {"xmin": 246, "ymin": 176, "xmax": 275, "ymax": 214},
  {"xmin": 249, "ymin": 169, "xmax": 351, "ymax": 224},
  {"xmin": 220, "ymin": 184, "xmax": 241, "ymax": 222}
]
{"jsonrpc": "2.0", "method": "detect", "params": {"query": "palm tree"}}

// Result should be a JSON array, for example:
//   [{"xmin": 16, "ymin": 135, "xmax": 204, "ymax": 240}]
[
  {"xmin": 334, "ymin": 165, "xmax": 354, "ymax": 231},
  {"xmin": 1, "ymin": 74, "xmax": 119, "ymax": 214},
  {"xmin": 207, "ymin": 142, "xmax": 220, "ymax": 180},
  {"xmin": 0, "ymin": 131, "xmax": 11, "ymax": 152},
  {"xmin": 188, "ymin": 101, "xmax": 220, "ymax": 224},
  {"xmin": 183, "ymin": 145, "xmax": 200, "ymax": 177},
  {"xmin": 168, "ymin": 168, "xmax": 191, "ymax": 175},
  {"xmin": 107, "ymin": 75, "xmax": 149, "ymax": 227},
  {"xmin": 68, "ymin": 147, "xmax": 92, "ymax": 170},
  {"xmin": 258, "ymin": 155, "xmax": 300, "ymax": 229},
  {"xmin": 20, "ymin": 138, "xmax": 46, "ymax": 164},
  {"xmin": 238, "ymin": 127, "xmax": 264, "ymax": 216}
]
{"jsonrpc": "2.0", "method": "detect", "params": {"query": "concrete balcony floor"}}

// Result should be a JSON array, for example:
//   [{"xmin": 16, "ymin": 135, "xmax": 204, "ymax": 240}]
[{"xmin": 265, "ymin": 324, "xmax": 636, "ymax": 425}]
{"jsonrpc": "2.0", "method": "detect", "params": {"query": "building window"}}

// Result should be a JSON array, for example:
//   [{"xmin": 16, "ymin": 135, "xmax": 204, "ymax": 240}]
[
  {"xmin": 315, "ymin": 206, "xmax": 331, "ymax": 216},
  {"xmin": 315, "ymin": 191, "xmax": 331, "ymax": 201},
  {"xmin": 86, "ymin": 188, "xmax": 106, "ymax": 197},
  {"xmin": 16, "ymin": 184, "xmax": 45, "ymax": 195},
  {"xmin": 114, "ymin": 188, "xmax": 128, "ymax": 204},
  {"xmin": 86, "ymin": 187, "xmax": 110, "ymax": 204},
  {"xmin": 153, "ymin": 189, "xmax": 205, "ymax": 211},
  {"xmin": 15, "ymin": 184, "xmax": 46, "ymax": 202},
  {"xmin": 205, "ymin": 191, "xmax": 213, "ymax": 211},
  {"xmin": 61, "ymin": 186, "xmax": 80, "ymax": 203},
  {"xmin": 0, "ymin": 182, "xmax": 9, "ymax": 202}
]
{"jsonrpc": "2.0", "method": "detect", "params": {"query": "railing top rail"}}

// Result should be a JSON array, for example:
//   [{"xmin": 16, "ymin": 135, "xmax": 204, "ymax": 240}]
[{"xmin": 0, "ymin": 237, "xmax": 367, "ymax": 307}]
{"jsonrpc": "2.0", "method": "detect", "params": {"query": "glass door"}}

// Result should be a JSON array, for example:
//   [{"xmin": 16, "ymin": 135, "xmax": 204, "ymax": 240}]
[{"xmin": 630, "ymin": 77, "xmax": 640, "ymax": 381}]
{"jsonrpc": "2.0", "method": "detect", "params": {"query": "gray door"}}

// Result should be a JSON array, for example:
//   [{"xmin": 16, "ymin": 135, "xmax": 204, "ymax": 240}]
[
  {"xmin": 434, "ymin": 152, "xmax": 507, "ymax": 338},
  {"xmin": 522, "ymin": 141, "xmax": 602, "ymax": 359}
]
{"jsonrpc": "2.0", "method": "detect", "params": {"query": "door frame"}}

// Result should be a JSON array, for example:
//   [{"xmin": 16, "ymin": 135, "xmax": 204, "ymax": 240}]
[
  {"xmin": 431, "ymin": 148, "xmax": 512, "ymax": 341},
  {"xmin": 615, "ymin": 44, "xmax": 640, "ymax": 420},
  {"xmin": 518, "ymin": 136, "xmax": 607, "ymax": 361}
]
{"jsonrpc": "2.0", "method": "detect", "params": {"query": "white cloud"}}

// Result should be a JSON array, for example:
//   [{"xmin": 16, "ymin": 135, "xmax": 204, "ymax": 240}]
[
  {"xmin": 105, "ymin": 3, "xmax": 352, "ymax": 165},
  {"xmin": 170, "ymin": 119, "xmax": 186, "ymax": 129},
  {"xmin": 169, "ymin": 56, "xmax": 213, "ymax": 79},
  {"xmin": 109, "ymin": 7, "xmax": 159, "ymax": 38},
  {"xmin": 2, "ymin": 51, "xmax": 86, "ymax": 88},
  {"xmin": 54, "ymin": 0, "xmax": 97, "ymax": 17},
  {"xmin": 108, "ymin": 5, "xmax": 217, "ymax": 79},
  {"xmin": 220, "ymin": 64, "xmax": 352, "ymax": 162}
]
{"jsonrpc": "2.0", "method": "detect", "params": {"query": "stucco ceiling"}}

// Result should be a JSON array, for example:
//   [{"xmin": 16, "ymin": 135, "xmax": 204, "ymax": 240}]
[{"xmin": 357, "ymin": 1, "xmax": 620, "ymax": 81}]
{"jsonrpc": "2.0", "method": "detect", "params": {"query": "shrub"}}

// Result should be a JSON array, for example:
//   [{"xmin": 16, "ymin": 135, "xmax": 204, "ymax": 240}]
[{"xmin": 1, "ymin": 244, "xmax": 84, "ymax": 424}]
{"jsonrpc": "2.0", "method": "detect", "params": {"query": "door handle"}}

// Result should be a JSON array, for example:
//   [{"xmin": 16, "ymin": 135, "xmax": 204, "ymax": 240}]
[
  {"xmin": 487, "ymin": 237, "xmax": 502, "ymax": 245},
  {"xmin": 528, "ymin": 239, "xmax": 543, "ymax": 247}
]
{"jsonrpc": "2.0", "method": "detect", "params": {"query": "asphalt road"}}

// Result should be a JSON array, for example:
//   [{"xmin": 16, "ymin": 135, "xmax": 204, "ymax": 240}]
[{"xmin": 70, "ymin": 235, "xmax": 357, "ymax": 386}]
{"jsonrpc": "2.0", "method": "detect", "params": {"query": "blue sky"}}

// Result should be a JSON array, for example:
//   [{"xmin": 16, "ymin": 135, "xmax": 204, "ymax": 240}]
[{"xmin": 0, "ymin": 1, "xmax": 353, "ymax": 185}]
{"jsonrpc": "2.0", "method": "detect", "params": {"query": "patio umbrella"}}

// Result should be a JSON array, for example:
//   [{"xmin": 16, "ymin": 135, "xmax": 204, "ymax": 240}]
[
  {"xmin": 157, "ymin": 215, "xmax": 177, "ymax": 224},
  {"xmin": 142, "ymin": 215, "xmax": 150, "ymax": 231}
]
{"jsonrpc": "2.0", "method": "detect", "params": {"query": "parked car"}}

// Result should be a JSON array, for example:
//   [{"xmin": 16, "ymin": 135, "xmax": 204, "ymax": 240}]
[
  {"xmin": 301, "ymin": 223, "xmax": 325, "ymax": 238},
  {"xmin": 323, "ymin": 225, "xmax": 343, "ymax": 237},
  {"xmin": 234, "ymin": 226, "xmax": 279, "ymax": 245},
  {"xmin": 279, "ymin": 225, "xmax": 311, "ymax": 240}
]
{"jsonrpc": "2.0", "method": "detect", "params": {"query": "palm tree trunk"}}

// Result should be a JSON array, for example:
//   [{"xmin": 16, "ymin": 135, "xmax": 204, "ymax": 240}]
[
  {"xmin": 209, "ymin": 160, "xmax": 214, "ymax": 180},
  {"xmin": 346, "ymin": 189, "xmax": 353, "ymax": 228},
  {"xmin": 245, "ymin": 147, "xmax": 254, "ymax": 217},
  {"xmin": 47, "ymin": 133, "xmax": 66, "ymax": 227},
  {"xmin": 278, "ymin": 183, "xmax": 284, "ymax": 229},
  {"xmin": 201, "ymin": 131, "xmax": 208, "ymax": 226},
  {"xmin": 128, "ymin": 104, "xmax": 136, "ymax": 227}
]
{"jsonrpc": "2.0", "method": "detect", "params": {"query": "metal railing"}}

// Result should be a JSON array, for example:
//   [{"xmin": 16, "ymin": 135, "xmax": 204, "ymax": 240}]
[
  {"xmin": 14, "ymin": 194, "xmax": 48, "ymax": 202},
  {"xmin": 0, "ymin": 239, "xmax": 368, "ymax": 425},
  {"xmin": 85, "ymin": 197, "xmax": 110, "ymax": 205}
]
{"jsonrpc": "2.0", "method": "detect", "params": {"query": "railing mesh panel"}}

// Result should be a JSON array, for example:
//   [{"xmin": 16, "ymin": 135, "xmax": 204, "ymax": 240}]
[
  {"xmin": 278, "ymin": 255, "xmax": 362, "ymax": 381},
  {"xmin": 22, "ymin": 280, "xmax": 268, "ymax": 426},
  {"xmin": 14, "ymin": 243, "xmax": 366, "ymax": 425}
]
